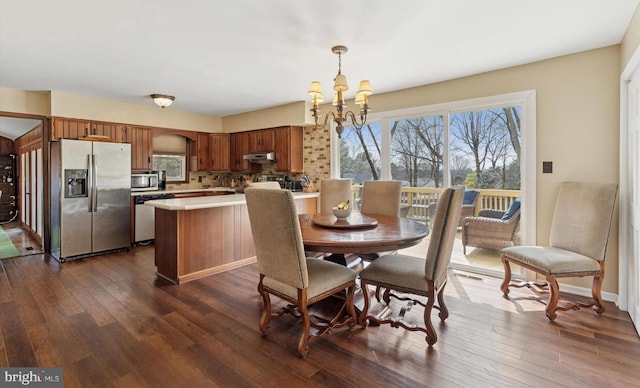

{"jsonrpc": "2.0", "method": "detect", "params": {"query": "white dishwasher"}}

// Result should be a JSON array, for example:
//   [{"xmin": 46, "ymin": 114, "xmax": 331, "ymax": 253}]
[{"xmin": 134, "ymin": 193, "xmax": 174, "ymax": 243}]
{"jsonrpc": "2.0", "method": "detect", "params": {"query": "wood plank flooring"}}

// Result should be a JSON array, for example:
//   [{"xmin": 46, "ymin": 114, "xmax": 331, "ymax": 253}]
[
  {"xmin": 1, "ymin": 221, "xmax": 43, "ymax": 258},
  {"xmin": 1, "ymin": 246, "xmax": 639, "ymax": 387}
]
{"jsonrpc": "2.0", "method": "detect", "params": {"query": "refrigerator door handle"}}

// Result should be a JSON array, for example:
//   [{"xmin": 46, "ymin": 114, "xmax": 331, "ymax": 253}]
[
  {"xmin": 88, "ymin": 154, "xmax": 93, "ymax": 213},
  {"xmin": 92, "ymin": 154, "xmax": 98, "ymax": 212}
]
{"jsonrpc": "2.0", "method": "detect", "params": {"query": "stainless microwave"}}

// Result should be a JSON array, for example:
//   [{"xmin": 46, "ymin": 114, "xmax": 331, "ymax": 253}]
[{"xmin": 131, "ymin": 173, "xmax": 159, "ymax": 191}]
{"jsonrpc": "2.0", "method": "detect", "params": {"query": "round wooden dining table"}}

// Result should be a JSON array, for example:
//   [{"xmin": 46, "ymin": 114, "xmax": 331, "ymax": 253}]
[{"xmin": 299, "ymin": 213, "xmax": 429, "ymax": 255}]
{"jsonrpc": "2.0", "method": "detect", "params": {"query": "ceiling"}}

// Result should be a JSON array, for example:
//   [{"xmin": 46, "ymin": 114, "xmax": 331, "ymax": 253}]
[{"xmin": 0, "ymin": 0, "xmax": 638, "ymax": 138}]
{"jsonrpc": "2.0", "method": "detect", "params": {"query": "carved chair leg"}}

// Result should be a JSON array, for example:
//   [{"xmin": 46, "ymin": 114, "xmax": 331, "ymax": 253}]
[
  {"xmin": 592, "ymin": 274, "xmax": 605, "ymax": 315},
  {"xmin": 437, "ymin": 283, "xmax": 449, "ymax": 321},
  {"xmin": 424, "ymin": 283, "xmax": 438, "ymax": 346},
  {"xmin": 258, "ymin": 277, "xmax": 271, "ymax": 335},
  {"xmin": 359, "ymin": 280, "xmax": 371, "ymax": 327},
  {"xmin": 345, "ymin": 284, "xmax": 357, "ymax": 329},
  {"xmin": 500, "ymin": 256, "xmax": 512, "ymax": 297},
  {"xmin": 297, "ymin": 302, "xmax": 311, "ymax": 358},
  {"xmin": 545, "ymin": 275, "xmax": 559, "ymax": 321}
]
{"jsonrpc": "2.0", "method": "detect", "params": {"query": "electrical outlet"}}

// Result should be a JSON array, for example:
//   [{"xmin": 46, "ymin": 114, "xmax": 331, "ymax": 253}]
[{"xmin": 542, "ymin": 161, "xmax": 553, "ymax": 174}]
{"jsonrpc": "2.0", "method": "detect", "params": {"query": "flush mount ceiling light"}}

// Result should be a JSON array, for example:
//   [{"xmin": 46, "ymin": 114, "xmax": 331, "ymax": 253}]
[
  {"xmin": 150, "ymin": 94, "xmax": 175, "ymax": 108},
  {"xmin": 308, "ymin": 45, "xmax": 372, "ymax": 138}
]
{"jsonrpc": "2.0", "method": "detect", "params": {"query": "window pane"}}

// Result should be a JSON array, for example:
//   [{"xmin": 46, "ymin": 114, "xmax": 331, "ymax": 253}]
[
  {"xmin": 390, "ymin": 115, "xmax": 444, "ymax": 187},
  {"xmin": 449, "ymin": 106, "xmax": 521, "ymax": 190},
  {"xmin": 339, "ymin": 123, "xmax": 381, "ymax": 184}
]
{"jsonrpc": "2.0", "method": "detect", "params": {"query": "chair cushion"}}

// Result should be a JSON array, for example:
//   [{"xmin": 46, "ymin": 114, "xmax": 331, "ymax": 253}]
[
  {"xmin": 264, "ymin": 258, "xmax": 356, "ymax": 300},
  {"xmin": 359, "ymin": 254, "xmax": 430, "ymax": 293},
  {"xmin": 463, "ymin": 190, "xmax": 478, "ymax": 205},
  {"xmin": 501, "ymin": 198, "xmax": 521, "ymax": 220},
  {"xmin": 501, "ymin": 246, "xmax": 600, "ymax": 275}
]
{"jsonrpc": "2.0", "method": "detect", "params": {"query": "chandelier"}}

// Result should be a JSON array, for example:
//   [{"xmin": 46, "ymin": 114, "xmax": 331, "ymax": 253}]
[{"xmin": 308, "ymin": 45, "xmax": 372, "ymax": 138}]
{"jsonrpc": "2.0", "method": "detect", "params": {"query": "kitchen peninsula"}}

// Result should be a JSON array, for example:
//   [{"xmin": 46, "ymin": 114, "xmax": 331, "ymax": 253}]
[{"xmin": 145, "ymin": 191, "xmax": 319, "ymax": 284}]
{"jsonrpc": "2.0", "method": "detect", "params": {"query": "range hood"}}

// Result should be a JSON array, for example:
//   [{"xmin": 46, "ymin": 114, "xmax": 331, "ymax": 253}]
[{"xmin": 243, "ymin": 152, "xmax": 276, "ymax": 163}]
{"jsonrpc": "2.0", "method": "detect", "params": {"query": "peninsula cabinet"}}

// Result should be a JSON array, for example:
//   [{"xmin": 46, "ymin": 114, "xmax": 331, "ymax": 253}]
[
  {"xmin": 125, "ymin": 126, "xmax": 153, "ymax": 170},
  {"xmin": 230, "ymin": 132, "xmax": 252, "ymax": 171},
  {"xmin": 275, "ymin": 126, "xmax": 303, "ymax": 173}
]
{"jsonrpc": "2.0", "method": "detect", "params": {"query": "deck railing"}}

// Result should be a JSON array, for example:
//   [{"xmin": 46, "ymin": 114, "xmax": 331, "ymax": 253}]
[{"xmin": 351, "ymin": 185, "xmax": 521, "ymax": 222}]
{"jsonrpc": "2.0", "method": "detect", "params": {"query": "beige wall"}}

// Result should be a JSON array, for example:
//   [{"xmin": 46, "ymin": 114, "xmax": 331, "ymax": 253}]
[
  {"xmin": 0, "ymin": 87, "xmax": 50, "ymax": 116},
  {"xmin": 222, "ymin": 101, "xmax": 309, "ymax": 132},
  {"xmin": 621, "ymin": 3, "xmax": 640, "ymax": 70}
]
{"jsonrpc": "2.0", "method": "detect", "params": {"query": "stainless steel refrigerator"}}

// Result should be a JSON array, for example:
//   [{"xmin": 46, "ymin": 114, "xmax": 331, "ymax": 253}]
[{"xmin": 50, "ymin": 139, "xmax": 131, "ymax": 261}]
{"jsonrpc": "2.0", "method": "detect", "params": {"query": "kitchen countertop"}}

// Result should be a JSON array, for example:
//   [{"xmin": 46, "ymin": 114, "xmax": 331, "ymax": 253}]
[
  {"xmin": 131, "ymin": 187, "xmax": 236, "ymax": 196},
  {"xmin": 144, "ymin": 191, "xmax": 319, "ymax": 211}
]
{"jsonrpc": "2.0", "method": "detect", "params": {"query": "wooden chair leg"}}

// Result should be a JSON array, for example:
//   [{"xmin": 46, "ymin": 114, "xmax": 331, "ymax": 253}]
[
  {"xmin": 297, "ymin": 302, "xmax": 311, "ymax": 359},
  {"xmin": 437, "ymin": 283, "xmax": 449, "ymax": 321},
  {"xmin": 545, "ymin": 275, "xmax": 559, "ymax": 321},
  {"xmin": 501, "ymin": 255, "xmax": 512, "ymax": 297},
  {"xmin": 345, "ymin": 284, "xmax": 357, "ymax": 329},
  {"xmin": 258, "ymin": 278, "xmax": 271, "ymax": 335},
  {"xmin": 592, "ymin": 274, "xmax": 605, "ymax": 315},
  {"xmin": 359, "ymin": 280, "xmax": 371, "ymax": 327},
  {"xmin": 424, "ymin": 283, "xmax": 437, "ymax": 346}
]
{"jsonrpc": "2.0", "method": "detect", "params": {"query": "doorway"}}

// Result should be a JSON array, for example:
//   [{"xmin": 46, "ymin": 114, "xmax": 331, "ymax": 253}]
[{"xmin": 0, "ymin": 113, "xmax": 47, "ymax": 258}]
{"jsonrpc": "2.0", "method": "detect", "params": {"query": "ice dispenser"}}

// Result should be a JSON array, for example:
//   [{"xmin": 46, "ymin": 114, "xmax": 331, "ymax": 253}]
[{"xmin": 64, "ymin": 169, "xmax": 88, "ymax": 198}]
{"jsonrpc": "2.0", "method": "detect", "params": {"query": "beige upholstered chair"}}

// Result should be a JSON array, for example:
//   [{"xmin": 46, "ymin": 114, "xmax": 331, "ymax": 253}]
[
  {"xmin": 358, "ymin": 186, "xmax": 464, "ymax": 346},
  {"xmin": 320, "ymin": 178, "xmax": 352, "ymax": 214},
  {"xmin": 246, "ymin": 181, "xmax": 281, "ymax": 189},
  {"xmin": 244, "ymin": 188, "xmax": 358, "ymax": 358},
  {"xmin": 501, "ymin": 182, "xmax": 617, "ymax": 320},
  {"xmin": 461, "ymin": 199, "xmax": 521, "ymax": 254},
  {"xmin": 360, "ymin": 180, "xmax": 402, "ymax": 217}
]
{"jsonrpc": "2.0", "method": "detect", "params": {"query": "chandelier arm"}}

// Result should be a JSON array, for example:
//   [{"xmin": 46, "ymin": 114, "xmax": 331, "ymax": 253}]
[
  {"xmin": 344, "ymin": 110, "xmax": 367, "ymax": 130},
  {"xmin": 315, "ymin": 110, "xmax": 336, "ymax": 130}
]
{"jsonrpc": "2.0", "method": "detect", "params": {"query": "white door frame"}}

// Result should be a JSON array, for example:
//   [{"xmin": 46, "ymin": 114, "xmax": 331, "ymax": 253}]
[{"xmin": 619, "ymin": 45, "xmax": 640, "ymax": 336}]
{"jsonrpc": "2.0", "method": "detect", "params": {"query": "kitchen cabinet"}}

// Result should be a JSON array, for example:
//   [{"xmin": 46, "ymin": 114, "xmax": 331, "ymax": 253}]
[
  {"xmin": 194, "ymin": 133, "xmax": 230, "ymax": 171},
  {"xmin": 275, "ymin": 126, "xmax": 304, "ymax": 172},
  {"xmin": 230, "ymin": 132, "xmax": 252, "ymax": 171},
  {"xmin": 249, "ymin": 128, "xmax": 274, "ymax": 153},
  {"xmin": 0, "ymin": 155, "xmax": 16, "ymax": 222},
  {"xmin": 210, "ymin": 133, "xmax": 230, "ymax": 171},
  {"xmin": 51, "ymin": 117, "xmax": 124, "ymax": 141},
  {"xmin": 125, "ymin": 126, "xmax": 153, "ymax": 170},
  {"xmin": 0, "ymin": 137, "xmax": 14, "ymax": 155},
  {"xmin": 195, "ymin": 133, "xmax": 211, "ymax": 171}
]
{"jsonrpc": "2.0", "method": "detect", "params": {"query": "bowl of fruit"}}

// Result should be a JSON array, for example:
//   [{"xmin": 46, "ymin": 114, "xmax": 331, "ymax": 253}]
[{"xmin": 332, "ymin": 200, "xmax": 351, "ymax": 219}]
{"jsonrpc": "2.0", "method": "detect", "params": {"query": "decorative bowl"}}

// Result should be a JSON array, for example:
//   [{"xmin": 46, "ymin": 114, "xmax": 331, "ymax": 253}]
[{"xmin": 332, "ymin": 207, "xmax": 352, "ymax": 219}]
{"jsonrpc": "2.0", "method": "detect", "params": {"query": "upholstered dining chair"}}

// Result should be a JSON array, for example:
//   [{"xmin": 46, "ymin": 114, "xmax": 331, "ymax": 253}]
[
  {"xmin": 358, "ymin": 185, "xmax": 464, "ymax": 346},
  {"xmin": 246, "ymin": 181, "xmax": 281, "ymax": 189},
  {"xmin": 320, "ymin": 178, "xmax": 353, "ymax": 214},
  {"xmin": 244, "ymin": 187, "xmax": 358, "ymax": 358},
  {"xmin": 501, "ymin": 182, "xmax": 617, "ymax": 320},
  {"xmin": 360, "ymin": 180, "xmax": 403, "ymax": 217}
]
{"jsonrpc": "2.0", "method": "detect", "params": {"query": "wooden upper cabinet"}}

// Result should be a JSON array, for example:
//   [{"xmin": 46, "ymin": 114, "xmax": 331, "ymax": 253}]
[
  {"xmin": 196, "ymin": 133, "xmax": 211, "ymax": 171},
  {"xmin": 275, "ymin": 126, "xmax": 304, "ymax": 173},
  {"xmin": 51, "ymin": 117, "xmax": 91, "ymax": 140},
  {"xmin": 230, "ymin": 132, "xmax": 251, "ymax": 171},
  {"xmin": 249, "ymin": 128, "xmax": 274, "ymax": 153},
  {"xmin": 125, "ymin": 126, "xmax": 153, "ymax": 170},
  {"xmin": 210, "ymin": 133, "xmax": 230, "ymax": 171},
  {"xmin": 91, "ymin": 121, "xmax": 124, "ymax": 142}
]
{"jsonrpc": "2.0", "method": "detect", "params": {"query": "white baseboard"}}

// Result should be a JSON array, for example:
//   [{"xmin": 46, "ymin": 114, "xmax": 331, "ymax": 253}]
[{"xmin": 559, "ymin": 282, "xmax": 618, "ymax": 304}]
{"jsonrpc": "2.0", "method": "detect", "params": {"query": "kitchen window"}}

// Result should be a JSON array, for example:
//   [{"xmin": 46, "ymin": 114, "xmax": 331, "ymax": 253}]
[{"xmin": 152, "ymin": 154, "xmax": 186, "ymax": 181}]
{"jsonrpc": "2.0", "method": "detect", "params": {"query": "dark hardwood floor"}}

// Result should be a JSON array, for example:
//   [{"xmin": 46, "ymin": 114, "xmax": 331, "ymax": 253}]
[
  {"xmin": 1, "ymin": 221, "xmax": 43, "ymax": 257},
  {"xmin": 1, "ymin": 246, "xmax": 639, "ymax": 387}
]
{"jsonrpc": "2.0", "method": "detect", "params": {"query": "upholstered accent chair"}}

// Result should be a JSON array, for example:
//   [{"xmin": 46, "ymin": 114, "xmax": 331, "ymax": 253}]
[
  {"xmin": 320, "ymin": 178, "xmax": 353, "ymax": 214},
  {"xmin": 246, "ymin": 181, "xmax": 282, "ymax": 189},
  {"xmin": 244, "ymin": 188, "xmax": 358, "ymax": 358},
  {"xmin": 360, "ymin": 180, "xmax": 403, "ymax": 217},
  {"xmin": 461, "ymin": 198, "xmax": 521, "ymax": 254},
  {"xmin": 358, "ymin": 186, "xmax": 464, "ymax": 346},
  {"xmin": 458, "ymin": 189, "xmax": 479, "ymax": 226},
  {"xmin": 501, "ymin": 182, "xmax": 617, "ymax": 320}
]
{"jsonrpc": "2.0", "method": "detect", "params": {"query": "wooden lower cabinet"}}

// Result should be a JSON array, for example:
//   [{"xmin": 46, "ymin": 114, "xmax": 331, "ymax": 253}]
[{"xmin": 154, "ymin": 197, "xmax": 317, "ymax": 284}]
